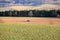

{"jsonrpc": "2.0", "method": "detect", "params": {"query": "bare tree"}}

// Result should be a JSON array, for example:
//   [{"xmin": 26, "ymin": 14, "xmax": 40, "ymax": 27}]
[
  {"xmin": 14, "ymin": 11, "xmax": 17, "ymax": 16},
  {"xmin": 9, "ymin": 11, "xmax": 12, "ymax": 16},
  {"xmin": 28, "ymin": 11, "xmax": 33, "ymax": 17},
  {"xmin": 57, "ymin": 14, "xmax": 60, "ymax": 17}
]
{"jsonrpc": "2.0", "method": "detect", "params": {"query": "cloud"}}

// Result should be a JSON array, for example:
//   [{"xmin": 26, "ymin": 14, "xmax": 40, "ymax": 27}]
[
  {"xmin": 17, "ymin": 0, "xmax": 43, "ymax": 6},
  {"xmin": 0, "ymin": 0, "xmax": 60, "ymax": 6}
]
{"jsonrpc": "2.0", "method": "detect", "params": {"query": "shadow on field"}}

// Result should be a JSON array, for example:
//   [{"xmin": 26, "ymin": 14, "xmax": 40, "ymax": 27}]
[
  {"xmin": 49, "ymin": 20, "xmax": 53, "ymax": 25},
  {"xmin": 0, "ymin": 19, "xmax": 4, "ymax": 23}
]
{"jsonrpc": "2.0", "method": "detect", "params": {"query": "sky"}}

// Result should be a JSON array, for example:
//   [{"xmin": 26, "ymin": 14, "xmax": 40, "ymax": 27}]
[
  {"xmin": 0, "ymin": 0, "xmax": 44, "ymax": 6},
  {"xmin": 0, "ymin": 0, "xmax": 60, "ymax": 6}
]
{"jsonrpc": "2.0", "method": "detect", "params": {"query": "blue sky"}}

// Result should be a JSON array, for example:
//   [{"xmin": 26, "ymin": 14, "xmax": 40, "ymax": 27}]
[
  {"xmin": 0, "ymin": 0, "xmax": 59, "ymax": 6},
  {"xmin": 2, "ymin": 0, "xmax": 44, "ymax": 6},
  {"xmin": 14, "ymin": 0, "xmax": 42, "ymax": 5}
]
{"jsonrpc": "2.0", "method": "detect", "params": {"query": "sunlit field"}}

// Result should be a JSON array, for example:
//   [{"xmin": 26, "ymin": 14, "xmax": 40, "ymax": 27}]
[{"xmin": 0, "ymin": 24, "xmax": 60, "ymax": 40}]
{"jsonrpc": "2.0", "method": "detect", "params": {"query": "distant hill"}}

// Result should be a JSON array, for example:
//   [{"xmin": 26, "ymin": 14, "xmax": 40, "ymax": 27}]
[
  {"xmin": 9, "ymin": 5, "xmax": 33, "ymax": 11},
  {"xmin": 0, "ymin": 4, "xmax": 59, "ymax": 11},
  {"xmin": 33, "ymin": 4, "xmax": 59, "ymax": 10},
  {"xmin": 0, "ymin": 7, "xmax": 14, "ymax": 12},
  {"xmin": 9, "ymin": 4, "xmax": 59, "ymax": 10}
]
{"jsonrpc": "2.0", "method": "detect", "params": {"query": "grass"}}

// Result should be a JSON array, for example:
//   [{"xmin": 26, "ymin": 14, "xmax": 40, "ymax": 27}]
[{"xmin": 0, "ymin": 24, "xmax": 60, "ymax": 40}]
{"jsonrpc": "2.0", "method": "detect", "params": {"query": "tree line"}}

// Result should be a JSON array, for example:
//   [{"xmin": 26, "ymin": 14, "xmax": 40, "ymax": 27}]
[{"xmin": 0, "ymin": 10, "xmax": 60, "ymax": 17}]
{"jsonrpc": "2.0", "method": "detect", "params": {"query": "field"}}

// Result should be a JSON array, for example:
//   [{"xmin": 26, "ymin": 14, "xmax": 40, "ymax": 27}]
[
  {"xmin": 0, "ymin": 17, "xmax": 60, "ymax": 40},
  {"xmin": 0, "ymin": 24, "xmax": 60, "ymax": 40},
  {"xmin": 0, "ymin": 17, "xmax": 60, "ymax": 24}
]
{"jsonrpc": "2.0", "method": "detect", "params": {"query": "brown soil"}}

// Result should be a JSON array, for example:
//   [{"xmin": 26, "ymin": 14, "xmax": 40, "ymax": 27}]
[{"xmin": 0, "ymin": 17, "xmax": 60, "ymax": 25}]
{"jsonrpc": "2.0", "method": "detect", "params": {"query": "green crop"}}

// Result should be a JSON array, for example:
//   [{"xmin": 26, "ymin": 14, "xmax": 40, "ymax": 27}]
[{"xmin": 0, "ymin": 24, "xmax": 60, "ymax": 40}]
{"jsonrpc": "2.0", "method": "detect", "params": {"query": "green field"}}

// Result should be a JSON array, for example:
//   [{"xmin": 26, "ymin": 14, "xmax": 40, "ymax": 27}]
[{"xmin": 0, "ymin": 24, "xmax": 60, "ymax": 40}]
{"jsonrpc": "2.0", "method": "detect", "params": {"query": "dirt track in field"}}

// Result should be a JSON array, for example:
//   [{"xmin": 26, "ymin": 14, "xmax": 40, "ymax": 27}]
[{"xmin": 0, "ymin": 17, "xmax": 60, "ymax": 24}]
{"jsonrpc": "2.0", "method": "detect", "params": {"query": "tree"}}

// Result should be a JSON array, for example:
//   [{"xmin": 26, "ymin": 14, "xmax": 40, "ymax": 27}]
[
  {"xmin": 57, "ymin": 14, "xmax": 60, "ymax": 17},
  {"xmin": 14, "ymin": 11, "xmax": 17, "ymax": 16},
  {"xmin": 9, "ymin": 11, "xmax": 12, "ymax": 16},
  {"xmin": 28, "ymin": 10, "xmax": 33, "ymax": 17}
]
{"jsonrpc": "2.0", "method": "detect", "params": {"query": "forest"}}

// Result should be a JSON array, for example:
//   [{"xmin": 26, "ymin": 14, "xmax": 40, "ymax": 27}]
[{"xmin": 0, "ymin": 10, "xmax": 60, "ymax": 17}]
